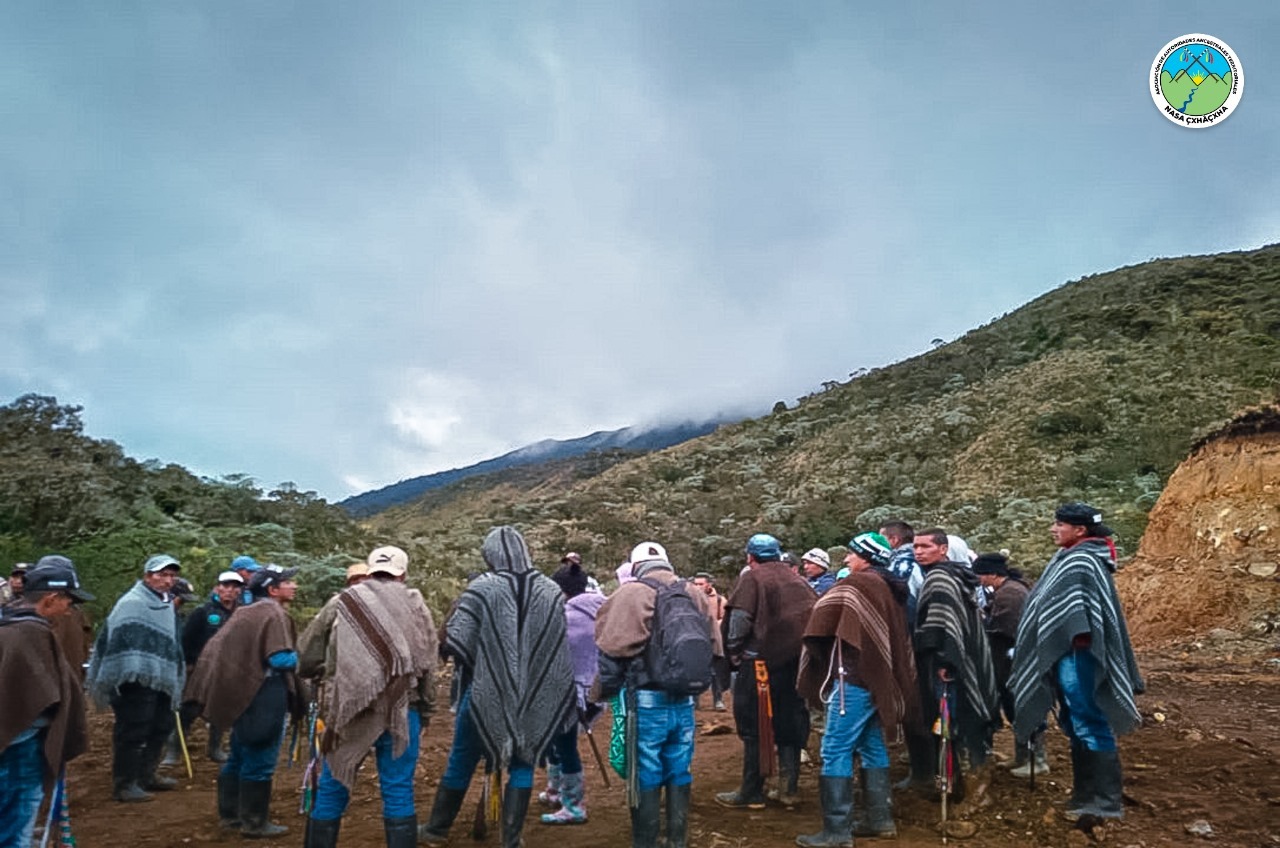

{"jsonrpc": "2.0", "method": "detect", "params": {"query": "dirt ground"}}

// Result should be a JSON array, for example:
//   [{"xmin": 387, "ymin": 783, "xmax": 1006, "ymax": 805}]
[{"xmin": 46, "ymin": 646, "xmax": 1280, "ymax": 848}]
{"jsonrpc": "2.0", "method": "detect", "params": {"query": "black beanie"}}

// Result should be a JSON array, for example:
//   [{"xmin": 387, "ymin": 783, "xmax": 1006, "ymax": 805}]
[{"xmin": 551, "ymin": 562, "xmax": 588, "ymax": 598}]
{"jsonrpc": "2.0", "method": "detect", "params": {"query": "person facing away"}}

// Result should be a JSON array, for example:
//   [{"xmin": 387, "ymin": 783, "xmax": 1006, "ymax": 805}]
[
  {"xmin": 595, "ymin": 541, "xmax": 722, "ymax": 848},
  {"xmin": 419, "ymin": 526, "xmax": 574, "ymax": 848},
  {"xmin": 298, "ymin": 545, "xmax": 437, "ymax": 848},
  {"xmin": 795, "ymin": 533, "xmax": 917, "ymax": 847},
  {"xmin": 185, "ymin": 564, "xmax": 301, "ymax": 838},
  {"xmin": 86, "ymin": 553, "xmax": 187, "ymax": 803},
  {"xmin": 716, "ymin": 533, "xmax": 816, "ymax": 811},
  {"xmin": 1010, "ymin": 503, "xmax": 1143, "ymax": 825},
  {"xmin": 537, "ymin": 554, "xmax": 606, "ymax": 826},
  {"xmin": 0, "ymin": 556, "xmax": 93, "ymax": 848}
]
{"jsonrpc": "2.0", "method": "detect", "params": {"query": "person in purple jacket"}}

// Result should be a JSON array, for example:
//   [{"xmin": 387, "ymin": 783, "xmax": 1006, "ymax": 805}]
[{"xmin": 537, "ymin": 553, "xmax": 606, "ymax": 825}]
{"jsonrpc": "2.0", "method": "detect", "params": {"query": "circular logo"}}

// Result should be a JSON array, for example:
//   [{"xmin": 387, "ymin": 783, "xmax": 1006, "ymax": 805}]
[{"xmin": 1150, "ymin": 34, "xmax": 1243, "ymax": 128}]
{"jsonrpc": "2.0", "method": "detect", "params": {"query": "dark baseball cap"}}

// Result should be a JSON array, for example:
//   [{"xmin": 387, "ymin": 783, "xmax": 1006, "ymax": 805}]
[
  {"xmin": 248, "ymin": 564, "xmax": 299, "ymax": 594},
  {"xmin": 27, "ymin": 555, "xmax": 95, "ymax": 602}
]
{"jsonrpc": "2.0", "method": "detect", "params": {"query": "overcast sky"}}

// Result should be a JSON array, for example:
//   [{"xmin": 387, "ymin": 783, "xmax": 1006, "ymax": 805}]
[{"xmin": 2, "ymin": 2, "xmax": 1276, "ymax": 500}]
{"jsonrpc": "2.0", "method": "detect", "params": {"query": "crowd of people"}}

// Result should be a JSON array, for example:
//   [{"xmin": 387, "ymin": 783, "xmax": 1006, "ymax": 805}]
[{"xmin": 0, "ymin": 502, "xmax": 1143, "ymax": 848}]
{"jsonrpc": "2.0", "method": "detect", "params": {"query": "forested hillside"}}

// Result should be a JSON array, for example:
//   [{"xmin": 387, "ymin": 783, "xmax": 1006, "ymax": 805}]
[
  {"xmin": 0, "ymin": 394, "xmax": 370, "ymax": 618},
  {"xmin": 367, "ymin": 245, "xmax": 1280, "ymax": 582}
]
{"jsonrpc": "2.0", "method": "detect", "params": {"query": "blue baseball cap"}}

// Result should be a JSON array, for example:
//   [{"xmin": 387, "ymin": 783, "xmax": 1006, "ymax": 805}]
[
  {"xmin": 230, "ymin": 555, "xmax": 261, "ymax": 573},
  {"xmin": 745, "ymin": 533, "xmax": 783, "ymax": 561}
]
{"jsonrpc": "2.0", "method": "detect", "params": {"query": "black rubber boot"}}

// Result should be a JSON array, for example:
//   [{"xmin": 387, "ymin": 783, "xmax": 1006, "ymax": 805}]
[
  {"xmin": 418, "ymin": 785, "xmax": 467, "ymax": 845},
  {"xmin": 141, "ymin": 742, "xmax": 178, "ymax": 791},
  {"xmin": 772, "ymin": 745, "xmax": 801, "ymax": 805},
  {"xmin": 384, "ymin": 815, "xmax": 417, "ymax": 848},
  {"xmin": 239, "ymin": 779, "xmax": 289, "ymax": 838},
  {"xmin": 852, "ymin": 767, "xmax": 896, "ymax": 837},
  {"xmin": 500, "ymin": 784, "xmax": 531, "ymax": 848},
  {"xmin": 795, "ymin": 776, "xmax": 853, "ymax": 847},
  {"xmin": 1067, "ymin": 749, "xmax": 1123, "ymax": 822},
  {"xmin": 629, "ymin": 788, "xmax": 663, "ymax": 848},
  {"xmin": 665, "ymin": 783, "xmax": 691, "ymax": 848},
  {"xmin": 715, "ymin": 738, "xmax": 767, "ymax": 808},
  {"xmin": 895, "ymin": 730, "xmax": 935, "ymax": 792},
  {"xmin": 217, "ymin": 773, "xmax": 241, "ymax": 828},
  {"xmin": 207, "ymin": 727, "xmax": 228, "ymax": 763},
  {"xmin": 304, "ymin": 816, "xmax": 341, "ymax": 848},
  {"xmin": 112, "ymin": 743, "xmax": 153, "ymax": 803}
]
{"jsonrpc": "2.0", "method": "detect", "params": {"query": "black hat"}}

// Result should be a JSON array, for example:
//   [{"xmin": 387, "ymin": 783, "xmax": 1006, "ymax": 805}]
[
  {"xmin": 551, "ymin": 562, "xmax": 588, "ymax": 599},
  {"xmin": 248, "ymin": 564, "xmax": 299, "ymax": 595},
  {"xmin": 971, "ymin": 553, "xmax": 1010, "ymax": 576},
  {"xmin": 1055, "ymin": 502, "xmax": 1114, "ymax": 537},
  {"xmin": 26, "ymin": 555, "xmax": 95, "ymax": 602}
]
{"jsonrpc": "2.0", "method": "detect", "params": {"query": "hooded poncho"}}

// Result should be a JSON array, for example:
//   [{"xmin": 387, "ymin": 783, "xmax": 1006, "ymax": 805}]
[
  {"xmin": 796, "ymin": 571, "xmax": 919, "ymax": 741},
  {"xmin": 445, "ymin": 527, "xmax": 574, "ymax": 768},
  {"xmin": 914, "ymin": 562, "xmax": 1000, "ymax": 755},
  {"xmin": 1009, "ymin": 538, "xmax": 1143, "ymax": 741},
  {"xmin": 87, "ymin": 581, "xmax": 185, "ymax": 706}
]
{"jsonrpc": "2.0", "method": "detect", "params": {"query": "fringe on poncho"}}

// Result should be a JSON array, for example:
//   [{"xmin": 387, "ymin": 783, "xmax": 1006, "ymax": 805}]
[
  {"xmin": 796, "ymin": 571, "xmax": 919, "ymax": 741},
  {"xmin": 1010, "ymin": 539, "xmax": 1143, "ymax": 741},
  {"xmin": 87, "ymin": 581, "xmax": 185, "ymax": 707},
  {"xmin": 323, "ymin": 579, "xmax": 437, "ymax": 789},
  {"xmin": 446, "ymin": 527, "xmax": 574, "ymax": 769}
]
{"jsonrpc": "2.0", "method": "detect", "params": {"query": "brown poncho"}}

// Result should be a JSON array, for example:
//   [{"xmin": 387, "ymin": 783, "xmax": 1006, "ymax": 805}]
[
  {"xmin": 724, "ymin": 561, "xmax": 815, "ymax": 664},
  {"xmin": 796, "ymin": 571, "xmax": 919, "ymax": 741},
  {"xmin": 0, "ymin": 612, "xmax": 88, "ymax": 790},
  {"xmin": 184, "ymin": 600, "xmax": 295, "ymax": 729}
]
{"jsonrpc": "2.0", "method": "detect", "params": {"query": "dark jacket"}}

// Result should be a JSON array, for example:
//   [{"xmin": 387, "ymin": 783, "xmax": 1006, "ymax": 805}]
[{"xmin": 182, "ymin": 598, "xmax": 237, "ymax": 666}]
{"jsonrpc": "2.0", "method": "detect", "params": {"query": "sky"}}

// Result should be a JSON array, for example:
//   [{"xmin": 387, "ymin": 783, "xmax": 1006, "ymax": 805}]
[{"xmin": 2, "ymin": 2, "xmax": 1277, "ymax": 501}]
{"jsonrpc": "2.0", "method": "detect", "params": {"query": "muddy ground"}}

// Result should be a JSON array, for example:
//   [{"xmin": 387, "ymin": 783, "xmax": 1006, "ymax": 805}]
[{"xmin": 50, "ymin": 648, "xmax": 1280, "ymax": 848}]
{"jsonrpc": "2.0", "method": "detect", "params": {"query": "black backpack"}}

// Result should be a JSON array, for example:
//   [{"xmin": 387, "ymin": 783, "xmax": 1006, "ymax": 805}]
[{"xmin": 636, "ymin": 577, "xmax": 714, "ymax": 695}]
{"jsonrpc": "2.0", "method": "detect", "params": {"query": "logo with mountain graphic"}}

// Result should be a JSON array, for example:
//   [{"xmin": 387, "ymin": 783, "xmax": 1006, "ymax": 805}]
[{"xmin": 1150, "ymin": 34, "xmax": 1243, "ymax": 128}]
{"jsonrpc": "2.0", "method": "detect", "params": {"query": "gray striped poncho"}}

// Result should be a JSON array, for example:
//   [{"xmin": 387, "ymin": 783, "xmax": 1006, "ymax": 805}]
[
  {"xmin": 87, "ymin": 581, "xmax": 185, "ymax": 707},
  {"xmin": 446, "ymin": 526, "xmax": 574, "ymax": 769},
  {"xmin": 914, "ymin": 562, "xmax": 1001, "ymax": 760},
  {"xmin": 1009, "ymin": 539, "xmax": 1143, "ymax": 742}
]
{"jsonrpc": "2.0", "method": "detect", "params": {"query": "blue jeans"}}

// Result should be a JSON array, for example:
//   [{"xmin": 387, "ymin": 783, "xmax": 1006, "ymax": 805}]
[
  {"xmin": 313, "ymin": 708, "xmax": 421, "ymax": 820},
  {"xmin": 819, "ymin": 682, "xmax": 888, "ymax": 777},
  {"xmin": 442, "ymin": 688, "xmax": 534, "ymax": 790},
  {"xmin": 633, "ymin": 689, "xmax": 695, "ymax": 791},
  {"xmin": 0, "ymin": 734, "xmax": 45, "ymax": 848},
  {"xmin": 1056, "ymin": 648, "xmax": 1117, "ymax": 752},
  {"xmin": 221, "ymin": 722, "xmax": 285, "ymax": 782}
]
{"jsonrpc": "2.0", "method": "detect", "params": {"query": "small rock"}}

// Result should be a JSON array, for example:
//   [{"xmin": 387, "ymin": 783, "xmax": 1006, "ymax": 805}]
[{"xmin": 1185, "ymin": 819, "xmax": 1215, "ymax": 838}]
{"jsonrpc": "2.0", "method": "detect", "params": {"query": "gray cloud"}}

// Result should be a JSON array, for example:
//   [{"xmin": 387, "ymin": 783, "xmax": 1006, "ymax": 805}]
[{"xmin": 2, "ymin": 2, "xmax": 1276, "ymax": 498}]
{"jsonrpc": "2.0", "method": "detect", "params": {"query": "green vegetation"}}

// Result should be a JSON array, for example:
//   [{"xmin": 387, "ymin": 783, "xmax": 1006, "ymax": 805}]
[
  {"xmin": 1159, "ymin": 72, "xmax": 1232, "ymax": 116},
  {"xmin": 0, "ymin": 394, "xmax": 371, "ymax": 622},
  {"xmin": 367, "ymin": 245, "xmax": 1280, "ymax": 583}
]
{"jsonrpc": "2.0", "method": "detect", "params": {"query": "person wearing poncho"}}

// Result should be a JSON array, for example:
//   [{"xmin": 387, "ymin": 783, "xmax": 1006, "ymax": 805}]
[
  {"xmin": 901, "ymin": 529, "xmax": 1000, "ymax": 799},
  {"xmin": 185, "ymin": 565, "xmax": 301, "ymax": 838},
  {"xmin": 795, "ymin": 532, "xmax": 916, "ymax": 847},
  {"xmin": 715, "ymin": 533, "xmax": 816, "ymax": 810},
  {"xmin": 420, "ymin": 527, "xmax": 574, "ymax": 848},
  {"xmin": 298, "ymin": 546, "xmax": 437, "ymax": 848},
  {"xmin": 0, "ymin": 556, "xmax": 92, "ymax": 848},
  {"xmin": 1010, "ymin": 503, "xmax": 1143, "ymax": 823},
  {"xmin": 86, "ymin": 554, "xmax": 187, "ymax": 803}
]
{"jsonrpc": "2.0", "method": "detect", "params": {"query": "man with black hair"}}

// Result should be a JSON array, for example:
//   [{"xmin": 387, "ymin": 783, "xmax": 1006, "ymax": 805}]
[
  {"xmin": 186, "ymin": 564, "xmax": 301, "ymax": 837},
  {"xmin": 879, "ymin": 521, "xmax": 923, "ymax": 626},
  {"xmin": 87, "ymin": 554, "xmax": 187, "ymax": 803},
  {"xmin": 1010, "ymin": 504, "xmax": 1142, "ymax": 824},
  {"xmin": 900, "ymin": 529, "xmax": 1000, "ymax": 798},
  {"xmin": 180, "ymin": 571, "xmax": 244, "ymax": 762},
  {"xmin": 0, "ymin": 556, "xmax": 92, "ymax": 847},
  {"xmin": 716, "ymin": 533, "xmax": 816, "ymax": 810}
]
